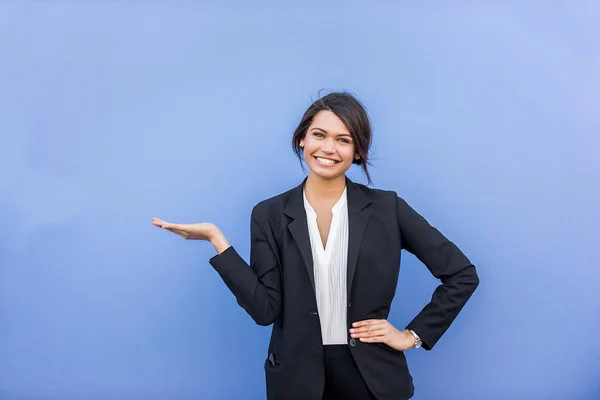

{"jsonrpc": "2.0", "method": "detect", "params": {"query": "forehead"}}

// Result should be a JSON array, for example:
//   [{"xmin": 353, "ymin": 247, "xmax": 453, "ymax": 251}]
[{"xmin": 309, "ymin": 110, "xmax": 350, "ymax": 134}]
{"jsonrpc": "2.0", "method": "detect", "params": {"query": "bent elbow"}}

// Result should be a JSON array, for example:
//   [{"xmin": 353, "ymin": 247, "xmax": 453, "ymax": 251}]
[
  {"xmin": 252, "ymin": 308, "xmax": 281, "ymax": 326},
  {"xmin": 445, "ymin": 265, "xmax": 480, "ymax": 295},
  {"xmin": 464, "ymin": 265, "xmax": 480, "ymax": 294},
  {"xmin": 254, "ymin": 316, "xmax": 277, "ymax": 326},
  {"xmin": 239, "ymin": 299, "xmax": 281, "ymax": 326}
]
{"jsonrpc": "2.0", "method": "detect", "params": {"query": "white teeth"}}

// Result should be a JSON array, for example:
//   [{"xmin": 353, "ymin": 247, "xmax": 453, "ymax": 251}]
[{"xmin": 317, "ymin": 157, "xmax": 336, "ymax": 164}]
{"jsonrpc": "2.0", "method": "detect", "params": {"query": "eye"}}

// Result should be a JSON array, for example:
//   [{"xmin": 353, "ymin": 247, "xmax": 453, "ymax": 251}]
[
  {"xmin": 338, "ymin": 138, "xmax": 351, "ymax": 144},
  {"xmin": 313, "ymin": 132, "xmax": 325, "ymax": 138}
]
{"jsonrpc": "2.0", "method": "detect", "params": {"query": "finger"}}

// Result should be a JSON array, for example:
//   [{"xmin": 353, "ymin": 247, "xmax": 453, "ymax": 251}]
[
  {"xmin": 352, "ymin": 319, "xmax": 383, "ymax": 328},
  {"xmin": 162, "ymin": 222, "xmax": 182, "ymax": 230},
  {"xmin": 351, "ymin": 328, "xmax": 387, "ymax": 338},
  {"xmin": 152, "ymin": 218, "xmax": 173, "ymax": 228},
  {"xmin": 165, "ymin": 223, "xmax": 187, "ymax": 230},
  {"xmin": 350, "ymin": 322, "xmax": 385, "ymax": 333},
  {"xmin": 359, "ymin": 336, "xmax": 386, "ymax": 343}
]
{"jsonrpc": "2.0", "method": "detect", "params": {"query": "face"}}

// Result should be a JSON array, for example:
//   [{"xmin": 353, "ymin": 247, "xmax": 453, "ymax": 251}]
[{"xmin": 300, "ymin": 110, "xmax": 360, "ymax": 181}]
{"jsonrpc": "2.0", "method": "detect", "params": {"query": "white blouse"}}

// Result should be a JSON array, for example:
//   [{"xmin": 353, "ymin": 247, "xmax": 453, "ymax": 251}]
[{"xmin": 303, "ymin": 187, "xmax": 349, "ymax": 345}]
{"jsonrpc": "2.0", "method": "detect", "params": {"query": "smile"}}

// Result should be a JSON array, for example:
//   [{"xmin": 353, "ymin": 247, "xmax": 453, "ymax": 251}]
[{"xmin": 314, "ymin": 156, "xmax": 340, "ymax": 166}]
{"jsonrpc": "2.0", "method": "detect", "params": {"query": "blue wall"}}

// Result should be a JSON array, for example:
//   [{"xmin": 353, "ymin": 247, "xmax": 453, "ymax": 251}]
[{"xmin": 1, "ymin": 2, "xmax": 599, "ymax": 399}]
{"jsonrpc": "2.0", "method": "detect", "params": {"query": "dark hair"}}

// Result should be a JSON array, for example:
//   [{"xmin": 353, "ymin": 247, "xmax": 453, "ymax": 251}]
[{"xmin": 292, "ymin": 91, "xmax": 373, "ymax": 185}]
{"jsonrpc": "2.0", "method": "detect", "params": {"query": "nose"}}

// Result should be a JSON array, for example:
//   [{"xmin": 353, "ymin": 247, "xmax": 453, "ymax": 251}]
[{"xmin": 321, "ymin": 137, "xmax": 335, "ymax": 153}]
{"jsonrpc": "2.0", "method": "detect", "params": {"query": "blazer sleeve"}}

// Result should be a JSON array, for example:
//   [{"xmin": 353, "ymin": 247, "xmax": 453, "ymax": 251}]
[
  {"xmin": 397, "ymin": 196, "xmax": 479, "ymax": 350},
  {"xmin": 209, "ymin": 205, "xmax": 282, "ymax": 326}
]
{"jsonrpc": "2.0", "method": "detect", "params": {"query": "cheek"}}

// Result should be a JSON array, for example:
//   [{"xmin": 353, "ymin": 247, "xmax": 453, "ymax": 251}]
[
  {"xmin": 302, "ymin": 138, "xmax": 318, "ymax": 154},
  {"xmin": 340, "ymin": 146, "xmax": 356, "ymax": 162}
]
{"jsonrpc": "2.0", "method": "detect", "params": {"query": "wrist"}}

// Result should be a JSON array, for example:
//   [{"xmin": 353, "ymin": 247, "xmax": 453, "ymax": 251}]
[
  {"xmin": 407, "ymin": 329, "xmax": 422, "ymax": 349},
  {"xmin": 402, "ymin": 329, "xmax": 414, "ymax": 345},
  {"xmin": 210, "ymin": 228, "xmax": 230, "ymax": 254}
]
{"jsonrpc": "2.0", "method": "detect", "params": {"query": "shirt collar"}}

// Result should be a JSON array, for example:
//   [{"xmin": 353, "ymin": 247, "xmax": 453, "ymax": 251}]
[{"xmin": 303, "ymin": 186, "xmax": 348, "ymax": 217}]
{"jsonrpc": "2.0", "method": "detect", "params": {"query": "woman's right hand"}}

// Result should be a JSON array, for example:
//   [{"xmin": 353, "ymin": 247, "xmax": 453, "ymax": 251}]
[
  {"xmin": 152, "ymin": 217, "xmax": 219, "ymax": 241},
  {"xmin": 152, "ymin": 217, "xmax": 231, "ymax": 254}
]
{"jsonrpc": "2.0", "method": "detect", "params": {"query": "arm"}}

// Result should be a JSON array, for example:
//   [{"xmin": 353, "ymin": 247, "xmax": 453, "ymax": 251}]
[
  {"xmin": 208, "ymin": 206, "xmax": 282, "ymax": 326},
  {"xmin": 397, "ymin": 196, "xmax": 479, "ymax": 350}
]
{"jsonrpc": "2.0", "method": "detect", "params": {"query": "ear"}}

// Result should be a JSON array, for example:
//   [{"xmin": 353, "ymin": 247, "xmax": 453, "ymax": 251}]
[{"xmin": 300, "ymin": 140, "xmax": 304, "ymax": 148}]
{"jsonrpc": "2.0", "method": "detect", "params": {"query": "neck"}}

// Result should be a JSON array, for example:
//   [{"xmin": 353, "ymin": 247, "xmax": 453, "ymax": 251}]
[{"xmin": 304, "ymin": 172, "xmax": 346, "ymax": 200}]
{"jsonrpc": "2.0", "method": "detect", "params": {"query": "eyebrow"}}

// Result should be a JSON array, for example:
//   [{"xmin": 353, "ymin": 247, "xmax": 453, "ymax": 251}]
[{"xmin": 310, "ymin": 127, "xmax": 352, "ymax": 138}]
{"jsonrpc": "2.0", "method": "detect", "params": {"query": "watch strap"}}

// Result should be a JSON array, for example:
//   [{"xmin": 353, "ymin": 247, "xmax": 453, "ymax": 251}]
[{"xmin": 409, "ymin": 329, "xmax": 422, "ymax": 349}]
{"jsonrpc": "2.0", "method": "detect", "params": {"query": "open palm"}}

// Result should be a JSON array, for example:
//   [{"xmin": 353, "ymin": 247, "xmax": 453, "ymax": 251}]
[{"xmin": 152, "ymin": 217, "xmax": 218, "ymax": 241}]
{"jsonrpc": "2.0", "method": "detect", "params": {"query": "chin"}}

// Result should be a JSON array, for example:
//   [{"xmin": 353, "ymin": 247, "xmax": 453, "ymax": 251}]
[{"xmin": 309, "ymin": 165, "xmax": 348, "ymax": 180}]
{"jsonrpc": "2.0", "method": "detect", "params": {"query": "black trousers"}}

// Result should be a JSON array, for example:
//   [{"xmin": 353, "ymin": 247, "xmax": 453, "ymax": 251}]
[{"xmin": 322, "ymin": 344, "xmax": 377, "ymax": 400}]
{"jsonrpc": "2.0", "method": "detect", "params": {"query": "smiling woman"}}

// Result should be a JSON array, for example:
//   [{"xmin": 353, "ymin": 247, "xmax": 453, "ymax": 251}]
[
  {"xmin": 292, "ymin": 92, "xmax": 373, "ymax": 185},
  {"xmin": 153, "ymin": 91, "xmax": 479, "ymax": 400}
]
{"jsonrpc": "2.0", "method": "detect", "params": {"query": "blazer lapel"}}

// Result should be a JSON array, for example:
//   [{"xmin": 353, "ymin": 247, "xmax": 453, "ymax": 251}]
[
  {"xmin": 284, "ymin": 178, "xmax": 316, "ymax": 293},
  {"xmin": 346, "ymin": 177, "xmax": 371, "ymax": 301},
  {"xmin": 283, "ymin": 177, "xmax": 372, "ymax": 301}
]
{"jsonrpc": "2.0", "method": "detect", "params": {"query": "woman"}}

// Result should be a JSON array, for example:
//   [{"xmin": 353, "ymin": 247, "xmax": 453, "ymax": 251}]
[{"xmin": 152, "ymin": 92, "xmax": 479, "ymax": 400}]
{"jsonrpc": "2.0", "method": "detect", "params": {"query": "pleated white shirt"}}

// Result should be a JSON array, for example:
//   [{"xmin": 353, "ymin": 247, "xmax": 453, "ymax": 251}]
[{"xmin": 303, "ymin": 187, "xmax": 349, "ymax": 345}]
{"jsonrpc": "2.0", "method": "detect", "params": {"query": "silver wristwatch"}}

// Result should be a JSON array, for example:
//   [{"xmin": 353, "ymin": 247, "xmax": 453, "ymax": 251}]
[{"xmin": 409, "ymin": 330, "xmax": 422, "ymax": 349}]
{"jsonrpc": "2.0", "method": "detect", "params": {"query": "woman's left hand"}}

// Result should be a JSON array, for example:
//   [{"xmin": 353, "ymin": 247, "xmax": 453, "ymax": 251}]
[{"xmin": 349, "ymin": 319, "xmax": 415, "ymax": 351}]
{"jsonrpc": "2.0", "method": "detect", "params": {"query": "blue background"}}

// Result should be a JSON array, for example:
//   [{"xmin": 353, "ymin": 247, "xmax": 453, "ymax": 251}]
[{"xmin": 1, "ymin": 1, "xmax": 599, "ymax": 399}]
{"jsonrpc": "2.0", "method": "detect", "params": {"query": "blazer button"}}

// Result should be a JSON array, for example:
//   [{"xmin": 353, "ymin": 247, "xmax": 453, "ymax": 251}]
[{"xmin": 349, "ymin": 338, "xmax": 357, "ymax": 348}]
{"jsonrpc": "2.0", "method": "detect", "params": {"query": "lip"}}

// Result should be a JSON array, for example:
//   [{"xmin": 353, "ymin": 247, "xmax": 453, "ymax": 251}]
[{"xmin": 313, "ymin": 155, "xmax": 340, "ymax": 167}]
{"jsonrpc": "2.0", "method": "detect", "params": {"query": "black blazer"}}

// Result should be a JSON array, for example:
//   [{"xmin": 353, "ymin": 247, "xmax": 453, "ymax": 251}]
[{"xmin": 210, "ymin": 177, "xmax": 479, "ymax": 400}]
